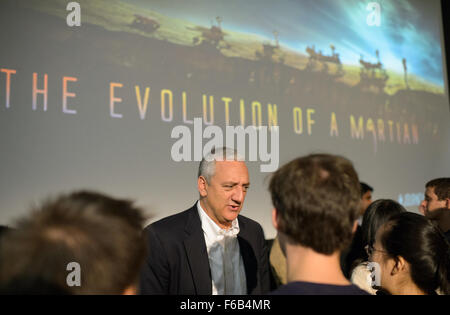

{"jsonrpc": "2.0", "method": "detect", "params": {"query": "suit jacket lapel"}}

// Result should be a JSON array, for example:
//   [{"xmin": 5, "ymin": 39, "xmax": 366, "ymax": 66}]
[
  {"xmin": 183, "ymin": 206, "xmax": 212, "ymax": 295},
  {"xmin": 237, "ymin": 218, "xmax": 258, "ymax": 294}
]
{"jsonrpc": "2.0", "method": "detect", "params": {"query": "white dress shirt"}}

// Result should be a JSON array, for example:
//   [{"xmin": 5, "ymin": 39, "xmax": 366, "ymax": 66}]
[
  {"xmin": 197, "ymin": 201, "xmax": 247, "ymax": 295},
  {"xmin": 357, "ymin": 216, "xmax": 363, "ymax": 226}
]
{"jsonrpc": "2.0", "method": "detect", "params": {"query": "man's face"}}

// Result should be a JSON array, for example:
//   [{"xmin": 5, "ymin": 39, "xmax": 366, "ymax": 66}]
[
  {"xmin": 360, "ymin": 190, "xmax": 373, "ymax": 216},
  {"xmin": 420, "ymin": 186, "xmax": 448, "ymax": 216},
  {"xmin": 199, "ymin": 160, "xmax": 250, "ymax": 228}
]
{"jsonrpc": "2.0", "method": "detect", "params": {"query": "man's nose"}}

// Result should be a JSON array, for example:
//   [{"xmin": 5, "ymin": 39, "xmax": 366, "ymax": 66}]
[{"xmin": 231, "ymin": 187, "xmax": 245, "ymax": 204}]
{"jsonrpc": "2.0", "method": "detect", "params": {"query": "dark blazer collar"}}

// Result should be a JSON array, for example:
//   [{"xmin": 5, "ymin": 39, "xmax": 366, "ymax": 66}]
[
  {"xmin": 237, "ymin": 218, "xmax": 259, "ymax": 294},
  {"xmin": 183, "ymin": 204, "xmax": 212, "ymax": 295},
  {"xmin": 183, "ymin": 203, "xmax": 257, "ymax": 295}
]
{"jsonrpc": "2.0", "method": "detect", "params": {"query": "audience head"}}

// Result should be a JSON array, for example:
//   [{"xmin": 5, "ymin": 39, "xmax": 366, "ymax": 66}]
[
  {"xmin": 269, "ymin": 153, "xmax": 360, "ymax": 255},
  {"xmin": 197, "ymin": 147, "xmax": 249, "ymax": 228},
  {"xmin": 344, "ymin": 199, "xmax": 408, "ymax": 276},
  {"xmin": 420, "ymin": 178, "xmax": 450, "ymax": 216},
  {"xmin": 0, "ymin": 225, "xmax": 11, "ymax": 238},
  {"xmin": 0, "ymin": 191, "xmax": 147, "ymax": 294},
  {"xmin": 359, "ymin": 182, "xmax": 374, "ymax": 216},
  {"xmin": 361, "ymin": 199, "xmax": 407, "ymax": 255},
  {"xmin": 371, "ymin": 212, "xmax": 450, "ymax": 295},
  {"xmin": 0, "ymin": 225, "xmax": 12, "ymax": 248}
]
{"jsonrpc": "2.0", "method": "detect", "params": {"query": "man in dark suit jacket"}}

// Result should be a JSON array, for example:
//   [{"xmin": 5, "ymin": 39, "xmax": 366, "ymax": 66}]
[{"xmin": 140, "ymin": 147, "xmax": 270, "ymax": 295}]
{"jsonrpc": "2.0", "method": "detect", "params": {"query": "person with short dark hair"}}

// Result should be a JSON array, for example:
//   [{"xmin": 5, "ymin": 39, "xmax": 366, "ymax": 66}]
[
  {"xmin": 0, "ymin": 191, "xmax": 147, "ymax": 294},
  {"xmin": 371, "ymin": 212, "xmax": 450, "ymax": 295},
  {"xmin": 420, "ymin": 178, "xmax": 450, "ymax": 242},
  {"xmin": 359, "ymin": 182, "xmax": 374, "ymax": 218},
  {"xmin": 341, "ymin": 182, "xmax": 374, "ymax": 278},
  {"xmin": 349, "ymin": 199, "xmax": 406, "ymax": 294},
  {"xmin": 140, "ymin": 147, "xmax": 270, "ymax": 295},
  {"xmin": 269, "ymin": 154, "xmax": 368, "ymax": 295}
]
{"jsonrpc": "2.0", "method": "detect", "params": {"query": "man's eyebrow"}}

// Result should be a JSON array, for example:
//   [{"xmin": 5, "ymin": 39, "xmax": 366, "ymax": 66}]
[{"xmin": 221, "ymin": 182, "xmax": 250, "ymax": 186}]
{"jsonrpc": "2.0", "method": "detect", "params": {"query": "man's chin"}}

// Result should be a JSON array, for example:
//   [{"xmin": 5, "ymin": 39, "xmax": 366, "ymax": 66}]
[
  {"xmin": 425, "ymin": 208, "xmax": 447, "ymax": 220},
  {"xmin": 224, "ymin": 211, "xmax": 240, "ymax": 222}
]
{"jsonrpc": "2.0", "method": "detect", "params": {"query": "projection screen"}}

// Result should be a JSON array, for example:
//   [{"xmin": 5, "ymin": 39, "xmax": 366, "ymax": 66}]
[{"xmin": 0, "ymin": 0, "xmax": 449, "ymax": 238}]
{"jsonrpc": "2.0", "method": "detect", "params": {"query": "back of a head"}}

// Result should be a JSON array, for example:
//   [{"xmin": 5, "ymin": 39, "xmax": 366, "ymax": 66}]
[
  {"xmin": 343, "ymin": 199, "xmax": 408, "ymax": 273},
  {"xmin": 379, "ymin": 212, "xmax": 450, "ymax": 295},
  {"xmin": 0, "ymin": 191, "xmax": 147, "ymax": 294},
  {"xmin": 361, "ymin": 199, "xmax": 407, "ymax": 249},
  {"xmin": 0, "ymin": 225, "xmax": 11, "ymax": 238},
  {"xmin": 269, "ymin": 153, "xmax": 361, "ymax": 255}
]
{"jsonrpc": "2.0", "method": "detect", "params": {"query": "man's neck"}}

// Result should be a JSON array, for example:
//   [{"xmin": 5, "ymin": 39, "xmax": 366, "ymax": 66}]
[{"xmin": 284, "ymin": 242, "xmax": 350, "ymax": 286}]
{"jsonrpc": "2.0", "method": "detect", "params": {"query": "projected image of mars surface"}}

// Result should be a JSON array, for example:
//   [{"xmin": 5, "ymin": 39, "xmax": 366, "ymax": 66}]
[{"xmin": 11, "ymin": 0, "xmax": 445, "ymax": 143}]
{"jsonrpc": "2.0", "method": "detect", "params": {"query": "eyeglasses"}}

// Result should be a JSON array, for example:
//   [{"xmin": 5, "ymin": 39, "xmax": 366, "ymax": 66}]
[{"xmin": 365, "ymin": 244, "xmax": 387, "ymax": 257}]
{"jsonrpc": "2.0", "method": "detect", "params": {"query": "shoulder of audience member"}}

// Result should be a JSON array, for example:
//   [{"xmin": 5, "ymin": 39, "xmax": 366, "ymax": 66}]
[
  {"xmin": 237, "ymin": 214, "xmax": 264, "ymax": 234},
  {"xmin": 144, "ymin": 207, "xmax": 194, "ymax": 235},
  {"xmin": 351, "ymin": 262, "xmax": 370, "ymax": 285}
]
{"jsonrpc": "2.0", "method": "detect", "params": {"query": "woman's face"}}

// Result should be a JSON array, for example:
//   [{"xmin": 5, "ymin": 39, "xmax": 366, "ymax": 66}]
[{"xmin": 369, "ymin": 229, "xmax": 396, "ymax": 292}]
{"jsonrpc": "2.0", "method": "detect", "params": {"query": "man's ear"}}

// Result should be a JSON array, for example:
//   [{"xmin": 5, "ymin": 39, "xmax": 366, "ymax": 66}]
[
  {"xmin": 198, "ymin": 176, "xmax": 208, "ymax": 198},
  {"xmin": 391, "ymin": 256, "xmax": 407, "ymax": 276},
  {"xmin": 272, "ymin": 208, "xmax": 279, "ymax": 230},
  {"xmin": 445, "ymin": 198, "xmax": 450, "ymax": 209}
]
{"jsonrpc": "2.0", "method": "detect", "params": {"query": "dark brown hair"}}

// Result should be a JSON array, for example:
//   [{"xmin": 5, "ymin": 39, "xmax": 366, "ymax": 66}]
[
  {"xmin": 426, "ymin": 178, "xmax": 450, "ymax": 200},
  {"xmin": 379, "ymin": 212, "xmax": 450, "ymax": 295},
  {"xmin": 269, "ymin": 154, "xmax": 360, "ymax": 255},
  {"xmin": 0, "ymin": 191, "xmax": 147, "ymax": 294},
  {"xmin": 347, "ymin": 199, "xmax": 407, "ymax": 276}
]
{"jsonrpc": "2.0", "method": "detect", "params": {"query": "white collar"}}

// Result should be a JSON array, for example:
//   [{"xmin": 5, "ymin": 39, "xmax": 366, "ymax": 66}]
[
  {"xmin": 357, "ymin": 216, "xmax": 363, "ymax": 226},
  {"xmin": 197, "ymin": 200, "xmax": 240, "ymax": 238}
]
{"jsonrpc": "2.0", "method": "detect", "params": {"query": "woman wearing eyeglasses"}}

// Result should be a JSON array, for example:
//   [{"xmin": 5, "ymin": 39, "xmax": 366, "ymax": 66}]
[
  {"xmin": 348, "ymin": 199, "xmax": 406, "ymax": 294},
  {"xmin": 370, "ymin": 212, "xmax": 450, "ymax": 295}
]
